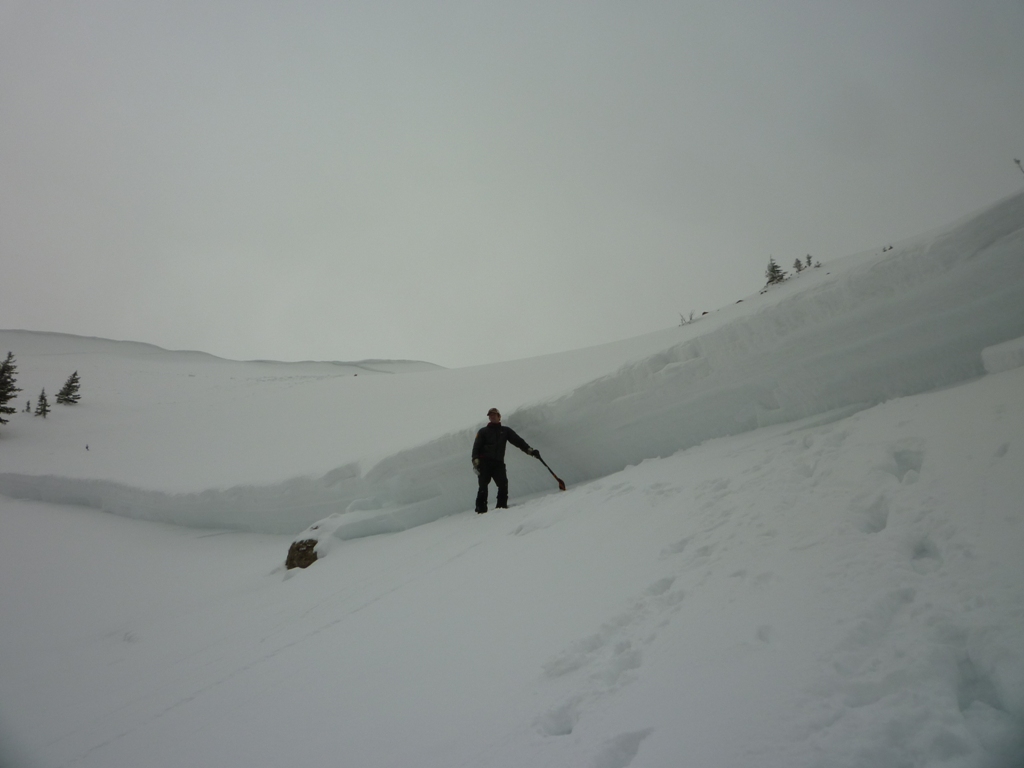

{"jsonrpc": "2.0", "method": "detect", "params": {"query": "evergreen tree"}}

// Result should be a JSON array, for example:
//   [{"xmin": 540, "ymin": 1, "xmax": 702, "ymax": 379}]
[
  {"xmin": 25, "ymin": 400, "xmax": 31, "ymax": 413},
  {"xmin": 806, "ymin": 254, "xmax": 813, "ymax": 268},
  {"xmin": 56, "ymin": 371, "xmax": 82, "ymax": 405},
  {"xmin": 35, "ymin": 388, "xmax": 50, "ymax": 418},
  {"xmin": 0, "ymin": 351, "xmax": 21, "ymax": 426},
  {"xmin": 765, "ymin": 257, "xmax": 787, "ymax": 285},
  {"xmin": 793, "ymin": 258, "xmax": 804, "ymax": 273}
]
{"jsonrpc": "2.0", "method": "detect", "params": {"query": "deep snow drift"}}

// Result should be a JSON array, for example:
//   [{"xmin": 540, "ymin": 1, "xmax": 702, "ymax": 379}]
[
  {"xmin": 1, "ymin": 191, "xmax": 1023, "ymax": 767},
  {"xmin": 2, "ymin": 191, "xmax": 1024, "ymax": 536}
]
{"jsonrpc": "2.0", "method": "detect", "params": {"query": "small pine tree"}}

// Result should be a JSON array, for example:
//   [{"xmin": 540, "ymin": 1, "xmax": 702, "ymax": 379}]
[
  {"xmin": 56, "ymin": 371, "xmax": 82, "ymax": 405},
  {"xmin": 0, "ymin": 351, "xmax": 22, "ymax": 427},
  {"xmin": 765, "ymin": 257, "xmax": 787, "ymax": 285},
  {"xmin": 35, "ymin": 388, "xmax": 50, "ymax": 418},
  {"xmin": 806, "ymin": 254, "xmax": 812, "ymax": 268},
  {"xmin": 25, "ymin": 400, "xmax": 31, "ymax": 413},
  {"xmin": 793, "ymin": 258, "xmax": 804, "ymax": 273}
]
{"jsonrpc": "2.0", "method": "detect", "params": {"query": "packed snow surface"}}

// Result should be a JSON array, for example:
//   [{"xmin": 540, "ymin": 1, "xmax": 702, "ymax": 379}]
[{"xmin": 1, "ymin": 191, "xmax": 1023, "ymax": 767}]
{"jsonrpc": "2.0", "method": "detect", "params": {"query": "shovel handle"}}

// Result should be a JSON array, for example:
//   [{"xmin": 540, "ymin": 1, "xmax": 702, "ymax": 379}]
[{"xmin": 535, "ymin": 453, "xmax": 567, "ymax": 491}]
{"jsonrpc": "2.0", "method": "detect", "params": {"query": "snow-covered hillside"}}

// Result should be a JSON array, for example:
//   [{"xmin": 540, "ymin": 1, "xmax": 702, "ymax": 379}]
[{"xmin": 1, "ymin": 192, "xmax": 1023, "ymax": 767}]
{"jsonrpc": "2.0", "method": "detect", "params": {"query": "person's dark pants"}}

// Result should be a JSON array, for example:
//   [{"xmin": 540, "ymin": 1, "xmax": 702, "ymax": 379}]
[{"xmin": 476, "ymin": 461, "xmax": 508, "ymax": 512}]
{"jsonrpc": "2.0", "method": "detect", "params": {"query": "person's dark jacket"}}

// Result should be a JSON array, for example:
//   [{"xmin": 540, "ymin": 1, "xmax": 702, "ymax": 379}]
[{"xmin": 472, "ymin": 423, "xmax": 532, "ymax": 464}]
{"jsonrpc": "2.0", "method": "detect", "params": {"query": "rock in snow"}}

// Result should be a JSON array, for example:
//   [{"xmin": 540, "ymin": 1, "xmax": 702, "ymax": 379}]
[{"xmin": 284, "ymin": 539, "xmax": 318, "ymax": 570}]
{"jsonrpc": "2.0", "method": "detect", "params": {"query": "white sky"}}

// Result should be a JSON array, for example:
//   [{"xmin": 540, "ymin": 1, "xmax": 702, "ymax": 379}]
[{"xmin": 2, "ymin": 0, "xmax": 1023, "ymax": 368}]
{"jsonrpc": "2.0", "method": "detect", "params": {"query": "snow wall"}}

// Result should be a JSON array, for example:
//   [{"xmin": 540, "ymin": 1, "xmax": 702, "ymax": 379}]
[{"xmin": 3, "ymin": 192, "xmax": 1024, "ymax": 536}]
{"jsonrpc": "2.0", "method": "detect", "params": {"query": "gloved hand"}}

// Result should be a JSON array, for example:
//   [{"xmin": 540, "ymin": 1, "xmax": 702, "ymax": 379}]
[
  {"xmin": 472, "ymin": 457, "xmax": 481, "ymax": 476},
  {"xmin": 528, "ymin": 448, "xmax": 540, "ymax": 458}
]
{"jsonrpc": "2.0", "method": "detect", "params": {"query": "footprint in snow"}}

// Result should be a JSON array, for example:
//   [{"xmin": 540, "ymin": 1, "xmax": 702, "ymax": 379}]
[
  {"xmin": 536, "ymin": 696, "xmax": 583, "ymax": 736},
  {"xmin": 850, "ymin": 492, "xmax": 889, "ymax": 534},
  {"xmin": 910, "ymin": 535, "xmax": 942, "ymax": 574},
  {"xmin": 644, "ymin": 576, "xmax": 675, "ymax": 596},
  {"xmin": 660, "ymin": 535, "xmax": 691, "ymax": 558},
  {"xmin": 591, "ymin": 728, "xmax": 655, "ymax": 768},
  {"xmin": 880, "ymin": 439, "xmax": 924, "ymax": 483},
  {"xmin": 510, "ymin": 519, "xmax": 549, "ymax": 536},
  {"xmin": 597, "ymin": 641, "xmax": 642, "ymax": 687}
]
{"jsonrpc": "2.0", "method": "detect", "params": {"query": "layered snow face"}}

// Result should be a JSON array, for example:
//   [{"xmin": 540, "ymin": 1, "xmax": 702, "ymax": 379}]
[
  {"xmin": 1, "ymin": 192, "xmax": 1023, "ymax": 537},
  {"xmin": 508, "ymin": 192, "xmax": 1024, "ymax": 483},
  {"xmin": 319, "ymin": 190, "xmax": 1024, "ymax": 540},
  {"xmin": 982, "ymin": 335, "xmax": 1024, "ymax": 375},
  {"xmin": 0, "ymin": 325, "xmax": 687, "ymax": 530},
  {"xmin": 2, "ymin": 362, "xmax": 1022, "ymax": 768}
]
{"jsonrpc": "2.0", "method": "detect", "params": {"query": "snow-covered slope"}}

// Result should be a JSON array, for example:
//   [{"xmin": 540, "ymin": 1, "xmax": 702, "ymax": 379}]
[
  {"xmin": 2, "ymin": 191, "xmax": 1023, "ymax": 535},
  {"xmin": 2, "ymin": 359, "xmax": 1022, "ymax": 768}
]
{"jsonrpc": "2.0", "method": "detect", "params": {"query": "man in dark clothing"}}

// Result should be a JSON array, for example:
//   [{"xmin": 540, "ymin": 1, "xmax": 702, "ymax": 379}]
[{"xmin": 472, "ymin": 407, "xmax": 538, "ymax": 513}]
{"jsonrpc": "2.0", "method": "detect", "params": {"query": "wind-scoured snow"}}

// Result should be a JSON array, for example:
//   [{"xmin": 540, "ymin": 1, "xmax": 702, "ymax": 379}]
[{"xmin": 1, "ymin": 192, "xmax": 1023, "ymax": 767}]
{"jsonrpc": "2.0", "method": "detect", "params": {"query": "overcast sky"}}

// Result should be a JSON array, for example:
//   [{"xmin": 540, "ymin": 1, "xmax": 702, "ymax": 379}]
[{"xmin": 2, "ymin": 1, "xmax": 1022, "ymax": 368}]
